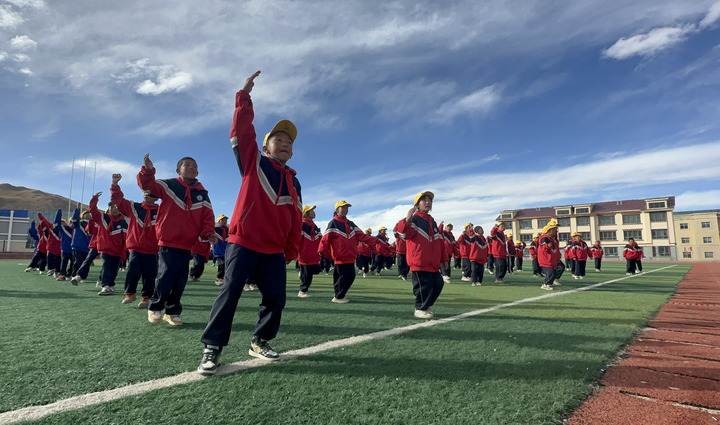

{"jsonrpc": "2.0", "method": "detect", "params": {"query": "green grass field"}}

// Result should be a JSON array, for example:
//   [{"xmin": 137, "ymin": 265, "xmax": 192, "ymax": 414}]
[{"xmin": 0, "ymin": 260, "xmax": 691, "ymax": 424}]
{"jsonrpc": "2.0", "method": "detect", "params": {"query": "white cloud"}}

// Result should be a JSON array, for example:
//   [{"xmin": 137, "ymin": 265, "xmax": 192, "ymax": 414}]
[
  {"xmin": 12, "ymin": 53, "xmax": 30, "ymax": 62},
  {"xmin": 136, "ymin": 71, "xmax": 192, "ymax": 95},
  {"xmin": 700, "ymin": 1, "xmax": 720, "ymax": 28},
  {"xmin": 0, "ymin": 51, "xmax": 7, "ymax": 61},
  {"xmin": 0, "ymin": 4, "xmax": 24, "ymax": 29},
  {"xmin": 675, "ymin": 190, "xmax": 720, "ymax": 211},
  {"xmin": 18, "ymin": 67, "xmax": 32, "ymax": 75},
  {"xmin": 9, "ymin": 35, "xmax": 37, "ymax": 51},
  {"xmin": 432, "ymin": 84, "xmax": 502, "ymax": 123},
  {"xmin": 603, "ymin": 25, "xmax": 694, "ymax": 60}
]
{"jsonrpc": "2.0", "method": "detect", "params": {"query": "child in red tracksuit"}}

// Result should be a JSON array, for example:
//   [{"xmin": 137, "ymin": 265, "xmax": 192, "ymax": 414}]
[
  {"xmin": 37, "ymin": 210, "xmax": 62, "ymax": 277},
  {"xmin": 88, "ymin": 192, "xmax": 128, "ymax": 296},
  {"xmin": 139, "ymin": 154, "xmax": 217, "ymax": 326},
  {"xmin": 468, "ymin": 225, "xmax": 488, "ymax": 286},
  {"xmin": 298, "ymin": 205, "xmax": 321, "ymax": 298},
  {"xmin": 571, "ymin": 233, "xmax": 591, "ymax": 279},
  {"xmin": 393, "ymin": 221, "xmax": 409, "ymax": 281},
  {"xmin": 398, "ymin": 191, "xmax": 448, "ymax": 319},
  {"xmin": 356, "ymin": 229, "xmax": 373, "ymax": 277},
  {"xmin": 528, "ymin": 234, "xmax": 541, "ymax": 276},
  {"xmin": 456, "ymin": 223, "xmax": 473, "ymax": 281},
  {"xmin": 514, "ymin": 240, "xmax": 526, "ymax": 272},
  {"xmin": 490, "ymin": 222, "xmax": 509, "ymax": 282},
  {"xmin": 506, "ymin": 233, "xmax": 516, "ymax": 273},
  {"xmin": 319, "ymin": 200, "xmax": 377, "ymax": 303},
  {"xmin": 438, "ymin": 222, "xmax": 455, "ymax": 283},
  {"xmin": 633, "ymin": 241, "xmax": 644, "ymax": 273},
  {"xmin": 538, "ymin": 220, "xmax": 564, "ymax": 290},
  {"xmin": 198, "ymin": 71, "xmax": 300, "ymax": 374},
  {"xmin": 623, "ymin": 238, "xmax": 638, "ymax": 275},
  {"xmin": 110, "ymin": 173, "xmax": 159, "ymax": 307},
  {"xmin": 590, "ymin": 241, "xmax": 604, "ymax": 272}
]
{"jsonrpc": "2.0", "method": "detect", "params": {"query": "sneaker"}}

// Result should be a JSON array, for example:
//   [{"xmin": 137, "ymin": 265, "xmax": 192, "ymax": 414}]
[
  {"xmin": 138, "ymin": 297, "xmax": 150, "ymax": 307},
  {"xmin": 472, "ymin": 282, "xmax": 482, "ymax": 286},
  {"xmin": 98, "ymin": 285, "xmax": 115, "ymax": 296},
  {"xmin": 573, "ymin": 276, "xmax": 579, "ymax": 280},
  {"xmin": 541, "ymin": 284, "xmax": 554, "ymax": 291},
  {"xmin": 197, "ymin": 345, "xmax": 222, "ymax": 375},
  {"xmin": 331, "ymin": 297, "xmax": 349, "ymax": 304},
  {"xmin": 47, "ymin": 269, "xmax": 55, "ymax": 276},
  {"xmin": 243, "ymin": 284, "xmax": 251, "ymax": 291},
  {"xmin": 298, "ymin": 271, "xmax": 301, "ymax": 279},
  {"xmin": 95, "ymin": 281, "xmax": 102, "ymax": 288},
  {"xmin": 362, "ymin": 272, "xmax": 366, "ymax": 278},
  {"xmin": 24, "ymin": 267, "xmax": 33, "ymax": 272},
  {"xmin": 579, "ymin": 276, "xmax": 584, "ymax": 280},
  {"xmin": 442, "ymin": 276, "xmax": 451, "ymax": 284},
  {"xmin": 56, "ymin": 275, "xmax": 66, "ymax": 281},
  {"xmin": 595, "ymin": 268, "xmax": 600, "ymax": 272},
  {"xmin": 414, "ymin": 309, "xmax": 435, "ymax": 319},
  {"xmin": 626, "ymin": 272, "xmax": 632, "ymax": 276},
  {"xmin": 298, "ymin": 291, "xmax": 311, "ymax": 298},
  {"xmin": 163, "ymin": 314, "xmax": 183, "ymax": 326},
  {"xmin": 39, "ymin": 270, "xmax": 44, "ymax": 275},
  {"xmin": 121, "ymin": 293, "xmax": 137, "ymax": 304},
  {"xmin": 214, "ymin": 278, "xmax": 223, "ymax": 286},
  {"xmin": 249, "ymin": 337, "xmax": 280, "ymax": 361},
  {"xmin": 248, "ymin": 284, "xmax": 258, "ymax": 291},
  {"xmin": 552, "ymin": 280, "xmax": 562, "ymax": 286},
  {"xmin": 70, "ymin": 275, "xmax": 81, "ymax": 285},
  {"xmin": 461, "ymin": 276, "xmax": 471, "ymax": 282},
  {"xmin": 401, "ymin": 276, "xmax": 407, "ymax": 281},
  {"xmin": 148, "ymin": 310, "xmax": 163, "ymax": 323}
]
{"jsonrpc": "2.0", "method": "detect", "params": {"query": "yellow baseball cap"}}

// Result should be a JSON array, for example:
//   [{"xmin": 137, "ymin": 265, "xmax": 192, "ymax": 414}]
[
  {"xmin": 217, "ymin": 214, "xmax": 228, "ymax": 221},
  {"xmin": 516, "ymin": 239, "xmax": 522, "ymax": 244},
  {"xmin": 302, "ymin": 205, "xmax": 316, "ymax": 216},
  {"xmin": 542, "ymin": 220, "xmax": 559, "ymax": 234},
  {"xmin": 497, "ymin": 221, "xmax": 506, "ymax": 226},
  {"xmin": 263, "ymin": 120, "xmax": 297, "ymax": 146},
  {"xmin": 365, "ymin": 228, "xmax": 372, "ymax": 233},
  {"xmin": 335, "ymin": 200, "xmax": 352, "ymax": 210},
  {"xmin": 464, "ymin": 223, "xmax": 472, "ymax": 229},
  {"xmin": 413, "ymin": 191, "xmax": 434, "ymax": 206},
  {"xmin": 533, "ymin": 233, "xmax": 540, "ymax": 238},
  {"xmin": 506, "ymin": 232, "xmax": 512, "ymax": 237},
  {"xmin": 379, "ymin": 226, "xmax": 387, "ymax": 231}
]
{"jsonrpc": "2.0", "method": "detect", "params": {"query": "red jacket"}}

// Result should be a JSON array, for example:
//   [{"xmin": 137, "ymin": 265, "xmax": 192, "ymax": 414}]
[
  {"xmin": 111, "ymin": 184, "xmax": 159, "ymax": 255},
  {"xmin": 564, "ymin": 243, "xmax": 575, "ymax": 260},
  {"xmin": 393, "ymin": 224, "xmax": 407, "ymax": 256},
  {"xmin": 572, "ymin": 240, "xmax": 591, "ymax": 261},
  {"xmin": 528, "ymin": 240, "xmax": 538, "ymax": 259},
  {"xmin": 633, "ymin": 243, "xmax": 644, "ymax": 260},
  {"xmin": 319, "ymin": 215, "xmax": 377, "ymax": 264},
  {"xmin": 375, "ymin": 232, "xmax": 391, "ymax": 256},
  {"xmin": 438, "ymin": 226, "xmax": 455, "ymax": 261},
  {"xmin": 298, "ymin": 218, "xmax": 322, "ymax": 265},
  {"xmin": 37, "ymin": 221, "xmax": 48, "ymax": 254},
  {"xmin": 590, "ymin": 244, "xmax": 604, "ymax": 259},
  {"xmin": 225, "ymin": 90, "xmax": 302, "ymax": 260},
  {"xmin": 89, "ymin": 195, "xmax": 127, "ymax": 258},
  {"xmin": 469, "ymin": 234, "xmax": 488, "ymax": 264},
  {"xmin": 138, "ymin": 168, "xmax": 216, "ymax": 252},
  {"xmin": 399, "ymin": 212, "xmax": 447, "ymax": 272},
  {"xmin": 623, "ymin": 244, "xmax": 637, "ymax": 259},
  {"xmin": 507, "ymin": 239, "xmax": 516, "ymax": 257},
  {"xmin": 357, "ymin": 240, "xmax": 372, "ymax": 257},
  {"xmin": 38, "ymin": 213, "xmax": 61, "ymax": 257},
  {"xmin": 490, "ymin": 227, "xmax": 508, "ymax": 258},
  {"xmin": 87, "ymin": 221, "xmax": 99, "ymax": 250},
  {"xmin": 538, "ymin": 233, "xmax": 561, "ymax": 268},
  {"xmin": 191, "ymin": 239, "xmax": 211, "ymax": 259}
]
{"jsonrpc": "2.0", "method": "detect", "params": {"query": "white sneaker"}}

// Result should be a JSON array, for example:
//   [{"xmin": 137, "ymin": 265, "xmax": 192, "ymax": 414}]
[
  {"xmin": 98, "ymin": 285, "xmax": 115, "ymax": 296},
  {"xmin": 148, "ymin": 310, "xmax": 163, "ymax": 323},
  {"xmin": 96, "ymin": 281, "xmax": 102, "ymax": 288},
  {"xmin": 249, "ymin": 284, "xmax": 258, "ymax": 291},
  {"xmin": 579, "ymin": 276, "xmax": 584, "ymax": 280},
  {"xmin": 401, "ymin": 276, "xmax": 407, "ymax": 281},
  {"xmin": 541, "ymin": 284, "xmax": 554, "ymax": 291},
  {"xmin": 331, "ymin": 297, "xmax": 349, "ymax": 304},
  {"xmin": 243, "ymin": 284, "xmax": 251, "ymax": 291},
  {"xmin": 70, "ymin": 275, "xmax": 81, "ymax": 286},
  {"xmin": 414, "ymin": 309, "xmax": 434, "ymax": 319},
  {"xmin": 298, "ymin": 291, "xmax": 311, "ymax": 298},
  {"xmin": 298, "ymin": 271, "xmax": 301, "ymax": 279},
  {"xmin": 442, "ymin": 276, "xmax": 451, "ymax": 284},
  {"xmin": 460, "ymin": 276, "xmax": 471, "ymax": 282},
  {"xmin": 362, "ymin": 272, "xmax": 367, "ymax": 278},
  {"xmin": 552, "ymin": 280, "xmax": 562, "ymax": 286},
  {"xmin": 573, "ymin": 276, "xmax": 579, "ymax": 280}
]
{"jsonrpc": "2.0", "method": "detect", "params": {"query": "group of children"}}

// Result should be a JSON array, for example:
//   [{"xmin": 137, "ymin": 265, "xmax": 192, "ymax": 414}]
[{"xmin": 21, "ymin": 69, "xmax": 646, "ymax": 376}]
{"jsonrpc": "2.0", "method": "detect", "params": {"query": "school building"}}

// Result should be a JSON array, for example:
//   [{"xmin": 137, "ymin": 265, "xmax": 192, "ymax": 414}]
[
  {"xmin": 496, "ymin": 197, "xmax": 681, "ymax": 261},
  {"xmin": 673, "ymin": 210, "xmax": 720, "ymax": 262}
]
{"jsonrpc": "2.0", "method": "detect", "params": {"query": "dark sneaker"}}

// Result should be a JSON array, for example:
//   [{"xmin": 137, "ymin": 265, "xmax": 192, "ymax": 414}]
[
  {"xmin": 197, "ymin": 345, "xmax": 222, "ymax": 375},
  {"xmin": 249, "ymin": 337, "xmax": 280, "ymax": 361}
]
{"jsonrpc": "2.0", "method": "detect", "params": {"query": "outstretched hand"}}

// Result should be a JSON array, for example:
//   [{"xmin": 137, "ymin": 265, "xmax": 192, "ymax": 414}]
[
  {"xmin": 143, "ymin": 153, "xmax": 154, "ymax": 170},
  {"xmin": 112, "ymin": 173, "xmax": 122, "ymax": 185},
  {"xmin": 406, "ymin": 207, "xmax": 416, "ymax": 221},
  {"xmin": 243, "ymin": 70, "xmax": 261, "ymax": 93}
]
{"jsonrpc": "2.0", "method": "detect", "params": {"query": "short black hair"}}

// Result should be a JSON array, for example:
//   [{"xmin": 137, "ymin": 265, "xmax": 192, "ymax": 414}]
[{"xmin": 176, "ymin": 156, "xmax": 197, "ymax": 169}]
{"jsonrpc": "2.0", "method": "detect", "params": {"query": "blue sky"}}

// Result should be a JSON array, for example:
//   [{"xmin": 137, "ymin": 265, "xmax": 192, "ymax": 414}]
[{"xmin": 2, "ymin": 0, "xmax": 720, "ymax": 236}]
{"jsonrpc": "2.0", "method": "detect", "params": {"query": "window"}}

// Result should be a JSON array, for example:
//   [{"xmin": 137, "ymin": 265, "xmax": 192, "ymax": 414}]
[
  {"xmin": 505, "ymin": 222, "xmax": 512, "ymax": 229},
  {"xmin": 649, "ymin": 212, "xmax": 667, "ymax": 222},
  {"xmin": 679, "ymin": 223, "xmax": 688, "ymax": 229},
  {"xmin": 557, "ymin": 218, "xmax": 570, "ymax": 227},
  {"xmin": 623, "ymin": 230, "xmax": 643, "ymax": 240},
  {"xmin": 537, "ymin": 219, "xmax": 550, "ymax": 228},
  {"xmin": 648, "ymin": 201, "xmax": 666, "ymax": 209},
  {"xmin": 575, "ymin": 207, "xmax": 589, "ymax": 214},
  {"xmin": 576, "ymin": 216, "xmax": 590, "ymax": 226},
  {"xmin": 501, "ymin": 213, "xmax": 512, "ymax": 219},
  {"xmin": 598, "ymin": 215, "xmax": 616, "ymax": 225},
  {"xmin": 651, "ymin": 229, "xmax": 668, "ymax": 239},
  {"xmin": 655, "ymin": 246, "xmax": 670, "ymax": 257},
  {"xmin": 520, "ymin": 234, "xmax": 533, "ymax": 242},
  {"xmin": 599, "ymin": 231, "xmax": 616, "ymax": 241},
  {"xmin": 557, "ymin": 209, "xmax": 570, "ymax": 215},
  {"xmin": 605, "ymin": 247, "xmax": 618, "ymax": 256},
  {"xmin": 623, "ymin": 214, "xmax": 641, "ymax": 224},
  {"xmin": 703, "ymin": 237, "xmax": 713, "ymax": 243},
  {"xmin": 705, "ymin": 252, "xmax": 715, "ymax": 258},
  {"xmin": 683, "ymin": 252, "xmax": 692, "ymax": 258},
  {"xmin": 580, "ymin": 232, "xmax": 591, "ymax": 240},
  {"xmin": 702, "ymin": 222, "xmax": 711, "ymax": 228},
  {"xmin": 681, "ymin": 237, "xmax": 690, "ymax": 244},
  {"xmin": 558, "ymin": 232, "xmax": 570, "ymax": 241},
  {"xmin": 519, "ymin": 220, "xmax": 533, "ymax": 229}
]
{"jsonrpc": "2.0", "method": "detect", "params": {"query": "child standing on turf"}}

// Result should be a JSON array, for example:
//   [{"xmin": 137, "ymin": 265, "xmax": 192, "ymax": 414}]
[
  {"xmin": 139, "ymin": 154, "xmax": 218, "ymax": 325},
  {"xmin": 571, "ymin": 233, "xmax": 591, "ymax": 279},
  {"xmin": 457, "ymin": 223, "xmax": 474, "ymax": 282},
  {"xmin": 397, "ymin": 191, "xmax": 447, "ymax": 319},
  {"xmin": 198, "ymin": 70, "xmax": 301, "ymax": 375},
  {"xmin": 356, "ymin": 228, "xmax": 373, "ymax": 278},
  {"xmin": 538, "ymin": 220, "xmax": 564, "ymax": 290},
  {"xmin": 110, "ymin": 173, "xmax": 160, "ymax": 307},
  {"xmin": 393, "ymin": 221, "xmax": 409, "ymax": 281},
  {"xmin": 88, "ymin": 194, "xmax": 128, "ymax": 296},
  {"xmin": 468, "ymin": 225, "xmax": 488, "ymax": 286},
  {"xmin": 514, "ymin": 239, "xmax": 526, "ymax": 272},
  {"xmin": 212, "ymin": 214, "xmax": 229, "ymax": 286},
  {"xmin": 528, "ymin": 233, "xmax": 541, "ymax": 277},
  {"xmin": 591, "ymin": 241, "xmax": 604, "ymax": 272},
  {"xmin": 297, "ymin": 205, "xmax": 321, "ymax": 297},
  {"xmin": 490, "ymin": 221, "xmax": 509, "ymax": 283},
  {"xmin": 623, "ymin": 238, "xmax": 638, "ymax": 275}
]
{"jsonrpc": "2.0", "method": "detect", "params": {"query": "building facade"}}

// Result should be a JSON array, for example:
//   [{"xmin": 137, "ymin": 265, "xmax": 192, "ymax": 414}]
[
  {"xmin": 497, "ymin": 197, "xmax": 677, "ymax": 260},
  {"xmin": 673, "ymin": 210, "xmax": 720, "ymax": 262}
]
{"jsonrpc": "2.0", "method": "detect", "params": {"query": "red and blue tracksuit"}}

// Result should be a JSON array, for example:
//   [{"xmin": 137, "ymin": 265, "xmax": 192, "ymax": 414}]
[
  {"xmin": 89, "ymin": 196, "xmax": 128, "ymax": 288},
  {"xmin": 298, "ymin": 218, "xmax": 321, "ymax": 292}
]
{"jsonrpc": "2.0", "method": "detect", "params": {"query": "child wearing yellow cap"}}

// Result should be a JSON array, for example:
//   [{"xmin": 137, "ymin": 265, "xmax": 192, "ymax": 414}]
[
  {"xmin": 297, "ymin": 205, "xmax": 322, "ymax": 297},
  {"xmin": 212, "ymin": 214, "xmax": 229, "ymax": 286}
]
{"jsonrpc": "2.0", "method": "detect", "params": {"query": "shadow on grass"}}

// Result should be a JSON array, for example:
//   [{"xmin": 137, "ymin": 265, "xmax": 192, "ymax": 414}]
[{"xmin": 0, "ymin": 289, "xmax": 84, "ymax": 299}]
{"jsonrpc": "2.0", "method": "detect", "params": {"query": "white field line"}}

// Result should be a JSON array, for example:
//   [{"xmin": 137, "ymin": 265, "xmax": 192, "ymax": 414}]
[{"xmin": 0, "ymin": 265, "xmax": 677, "ymax": 424}]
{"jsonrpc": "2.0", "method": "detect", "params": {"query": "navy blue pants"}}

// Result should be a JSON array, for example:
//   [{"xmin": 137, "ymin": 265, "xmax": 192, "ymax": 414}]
[
  {"xmin": 396, "ymin": 254, "xmax": 409, "ymax": 279},
  {"xmin": 542, "ymin": 262, "xmax": 566, "ymax": 285},
  {"xmin": 201, "ymin": 244, "xmax": 286, "ymax": 346},
  {"xmin": 28, "ymin": 251, "xmax": 47, "ymax": 270},
  {"xmin": 75, "ymin": 248, "xmax": 99, "ymax": 279},
  {"xmin": 60, "ymin": 252, "xmax": 73, "ymax": 276},
  {"xmin": 494, "ymin": 257, "xmax": 508, "ymax": 279},
  {"xmin": 47, "ymin": 253, "xmax": 61, "ymax": 272},
  {"xmin": 71, "ymin": 250, "xmax": 88, "ymax": 276},
  {"xmin": 100, "ymin": 253, "xmax": 121, "ymax": 287},
  {"xmin": 461, "ymin": 258, "xmax": 471, "ymax": 278},
  {"xmin": 150, "ymin": 247, "xmax": 191, "ymax": 315},
  {"xmin": 333, "ymin": 263, "xmax": 356, "ymax": 299},
  {"xmin": 410, "ymin": 270, "xmax": 444, "ymax": 310},
  {"xmin": 487, "ymin": 254, "xmax": 495, "ymax": 272},
  {"xmin": 356, "ymin": 255, "xmax": 370, "ymax": 273},
  {"xmin": 189, "ymin": 253, "xmax": 207, "ymax": 279},
  {"xmin": 124, "ymin": 251, "xmax": 158, "ymax": 297},
  {"xmin": 299, "ymin": 264, "xmax": 320, "ymax": 292},
  {"xmin": 470, "ymin": 261, "xmax": 485, "ymax": 284},
  {"xmin": 216, "ymin": 257, "xmax": 226, "ymax": 279},
  {"xmin": 371, "ymin": 255, "xmax": 386, "ymax": 273}
]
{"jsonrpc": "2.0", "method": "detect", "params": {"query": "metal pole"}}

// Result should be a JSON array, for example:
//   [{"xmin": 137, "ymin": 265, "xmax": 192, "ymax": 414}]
[
  {"xmin": 81, "ymin": 156, "xmax": 87, "ymax": 207},
  {"xmin": 68, "ymin": 157, "xmax": 75, "ymax": 218},
  {"xmin": 91, "ymin": 161, "xmax": 97, "ymax": 195}
]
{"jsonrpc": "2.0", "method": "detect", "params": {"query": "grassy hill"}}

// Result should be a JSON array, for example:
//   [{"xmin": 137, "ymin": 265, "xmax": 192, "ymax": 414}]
[{"xmin": 0, "ymin": 183, "xmax": 82, "ymax": 212}]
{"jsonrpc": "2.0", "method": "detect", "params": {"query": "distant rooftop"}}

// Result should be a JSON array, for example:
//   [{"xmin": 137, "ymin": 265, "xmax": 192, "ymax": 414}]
[
  {"xmin": 498, "ymin": 197, "xmax": 675, "ymax": 220},
  {"xmin": 674, "ymin": 209, "xmax": 720, "ymax": 215}
]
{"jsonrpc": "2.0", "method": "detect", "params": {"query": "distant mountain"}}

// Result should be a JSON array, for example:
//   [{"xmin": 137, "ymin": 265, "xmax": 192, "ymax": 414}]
[{"xmin": 0, "ymin": 183, "xmax": 82, "ymax": 212}]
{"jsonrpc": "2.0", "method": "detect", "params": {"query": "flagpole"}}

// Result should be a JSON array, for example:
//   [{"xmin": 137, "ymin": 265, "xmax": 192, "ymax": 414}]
[
  {"xmin": 68, "ymin": 157, "xmax": 75, "ymax": 218},
  {"xmin": 80, "ymin": 156, "xmax": 87, "ymax": 208}
]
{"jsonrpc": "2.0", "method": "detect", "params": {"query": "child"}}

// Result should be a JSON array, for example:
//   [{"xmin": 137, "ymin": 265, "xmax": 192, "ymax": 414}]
[
  {"xmin": 397, "ymin": 191, "xmax": 447, "ymax": 319},
  {"xmin": 68, "ymin": 205, "xmax": 91, "ymax": 281},
  {"xmin": 490, "ymin": 221, "xmax": 509, "ymax": 283},
  {"xmin": 571, "ymin": 233, "xmax": 591, "ymax": 279},
  {"xmin": 356, "ymin": 228, "xmax": 373, "ymax": 277},
  {"xmin": 38, "ymin": 210, "xmax": 62, "ymax": 277},
  {"xmin": 623, "ymin": 238, "xmax": 637, "ymax": 275},
  {"xmin": 370, "ymin": 226, "xmax": 391, "ymax": 276},
  {"xmin": 564, "ymin": 239, "xmax": 575, "ymax": 276},
  {"xmin": 456, "ymin": 223, "xmax": 474, "ymax": 282},
  {"xmin": 590, "ymin": 241, "xmax": 604, "ymax": 272},
  {"xmin": 25, "ymin": 219, "xmax": 44, "ymax": 272},
  {"xmin": 538, "ymin": 220, "xmax": 564, "ymax": 290},
  {"xmin": 298, "ymin": 205, "xmax": 321, "ymax": 297},
  {"xmin": 319, "ymin": 200, "xmax": 377, "ymax": 303},
  {"xmin": 188, "ymin": 239, "xmax": 211, "ymax": 282},
  {"xmin": 70, "ymin": 212, "xmax": 100, "ymax": 285},
  {"xmin": 110, "ymin": 173, "xmax": 160, "ymax": 307},
  {"xmin": 139, "ymin": 153, "xmax": 218, "ymax": 325},
  {"xmin": 56, "ymin": 218, "xmax": 74, "ymax": 281},
  {"xmin": 468, "ymin": 225, "xmax": 488, "ymax": 286},
  {"xmin": 198, "ymin": 70, "xmax": 300, "ymax": 375},
  {"xmin": 438, "ymin": 222, "xmax": 455, "ymax": 283},
  {"xmin": 506, "ymin": 232, "xmax": 516, "ymax": 274},
  {"xmin": 514, "ymin": 239, "xmax": 526, "ymax": 272},
  {"xmin": 212, "ymin": 214, "xmax": 230, "ymax": 286},
  {"xmin": 393, "ymin": 221, "xmax": 409, "ymax": 281},
  {"xmin": 633, "ymin": 241, "xmax": 644, "ymax": 273},
  {"xmin": 528, "ymin": 233, "xmax": 541, "ymax": 277},
  {"xmin": 88, "ymin": 193, "xmax": 128, "ymax": 295}
]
